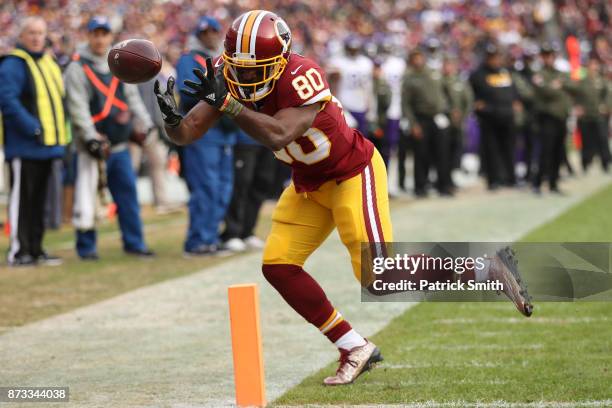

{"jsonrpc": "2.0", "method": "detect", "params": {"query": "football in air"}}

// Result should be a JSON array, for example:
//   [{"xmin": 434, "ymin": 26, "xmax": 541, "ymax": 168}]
[{"xmin": 108, "ymin": 39, "xmax": 162, "ymax": 83}]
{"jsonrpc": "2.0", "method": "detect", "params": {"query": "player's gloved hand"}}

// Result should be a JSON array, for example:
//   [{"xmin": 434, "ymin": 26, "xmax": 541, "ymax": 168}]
[
  {"xmin": 182, "ymin": 58, "xmax": 243, "ymax": 117},
  {"xmin": 154, "ymin": 77, "xmax": 183, "ymax": 128},
  {"xmin": 182, "ymin": 58, "xmax": 227, "ymax": 108}
]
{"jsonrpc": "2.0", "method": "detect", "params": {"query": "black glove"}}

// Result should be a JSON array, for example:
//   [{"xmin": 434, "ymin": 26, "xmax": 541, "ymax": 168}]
[
  {"xmin": 85, "ymin": 138, "xmax": 110, "ymax": 160},
  {"xmin": 154, "ymin": 77, "xmax": 183, "ymax": 128},
  {"xmin": 181, "ymin": 58, "xmax": 228, "ymax": 109}
]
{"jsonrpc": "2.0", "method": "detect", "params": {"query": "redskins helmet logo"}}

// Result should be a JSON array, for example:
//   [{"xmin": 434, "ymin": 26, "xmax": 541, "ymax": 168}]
[{"xmin": 275, "ymin": 19, "xmax": 291, "ymax": 53}]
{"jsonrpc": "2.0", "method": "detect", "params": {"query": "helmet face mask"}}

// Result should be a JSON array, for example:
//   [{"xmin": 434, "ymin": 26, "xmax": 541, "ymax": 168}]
[
  {"xmin": 223, "ymin": 52, "xmax": 287, "ymax": 101},
  {"xmin": 222, "ymin": 10, "xmax": 291, "ymax": 102}
]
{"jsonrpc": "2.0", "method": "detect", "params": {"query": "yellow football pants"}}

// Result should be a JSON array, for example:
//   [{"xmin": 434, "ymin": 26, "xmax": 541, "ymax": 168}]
[{"xmin": 263, "ymin": 149, "xmax": 393, "ymax": 282}]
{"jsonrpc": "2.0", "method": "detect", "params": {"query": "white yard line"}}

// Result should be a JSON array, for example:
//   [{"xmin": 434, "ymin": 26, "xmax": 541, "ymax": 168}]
[{"xmin": 0, "ymin": 169, "xmax": 610, "ymax": 408}]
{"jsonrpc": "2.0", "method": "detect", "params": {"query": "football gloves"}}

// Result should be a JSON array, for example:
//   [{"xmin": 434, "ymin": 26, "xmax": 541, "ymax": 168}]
[
  {"xmin": 182, "ymin": 57, "xmax": 228, "ymax": 109},
  {"xmin": 154, "ymin": 77, "xmax": 183, "ymax": 128}
]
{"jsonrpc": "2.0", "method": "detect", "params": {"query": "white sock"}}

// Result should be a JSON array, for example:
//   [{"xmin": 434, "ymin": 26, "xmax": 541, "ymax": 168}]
[
  {"xmin": 334, "ymin": 329, "xmax": 366, "ymax": 350},
  {"xmin": 475, "ymin": 258, "xmax": 491, "ymax": 282}
]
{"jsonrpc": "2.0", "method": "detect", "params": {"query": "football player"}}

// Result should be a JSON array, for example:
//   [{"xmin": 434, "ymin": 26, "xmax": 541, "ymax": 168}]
[
  {"xmin": 379, "ymin": 40, "xmax": 406, "ymax": 168},
  {"xmin": 327, "ymin": 36, "xmax": 376, "ymax": 139},
  {"xmin": 154, "ymin": 10, "xmax": 533, "ymax": 385}
]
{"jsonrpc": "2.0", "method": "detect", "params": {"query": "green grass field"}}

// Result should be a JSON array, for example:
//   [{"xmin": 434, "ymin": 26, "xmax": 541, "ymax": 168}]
[{"xmin": 274, "ymin": 184, "xmax": 612, "ymax": 406}]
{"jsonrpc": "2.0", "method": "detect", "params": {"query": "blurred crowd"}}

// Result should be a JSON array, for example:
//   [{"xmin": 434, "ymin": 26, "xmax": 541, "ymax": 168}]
[
  {"xmin": 1, "ymin": 0, "xmax": 610, "ymax": 69},
  {"xmin": 0, "ymin": 0, "xmax": 610, "ymax": 266}
]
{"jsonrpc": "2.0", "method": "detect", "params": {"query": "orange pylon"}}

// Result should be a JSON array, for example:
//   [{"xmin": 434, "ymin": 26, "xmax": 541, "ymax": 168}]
[{"xmin": 228, "ymin": 284, "xmax": 266, "ymax": 407}]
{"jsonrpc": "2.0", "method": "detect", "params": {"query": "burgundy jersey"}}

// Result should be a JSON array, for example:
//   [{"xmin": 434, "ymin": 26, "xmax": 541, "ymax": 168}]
[{"xmin": 254, "ymin": 53, "xmax": 374, "ymax": 192}]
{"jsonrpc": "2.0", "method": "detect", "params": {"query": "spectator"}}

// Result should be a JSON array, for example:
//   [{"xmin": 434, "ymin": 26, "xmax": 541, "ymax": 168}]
[
  {"xmin": 511, "ymin": 48, "xmax": 538, "ymax": 182},
  {"xmin": 176, "ymin": 15, "xmax": 236, "ymax": 256},
  {"xmin": 604, "ymin": 65, "xmax": 612, "ymax": 139},
  {"xmin": 65, "ymin": 16, "xmax": 156, "ymax": 260},
  {"xmin": 469, "ymin": 44, "xmax": 519, "ymax": 190},
  {"xmin": 442, "ymin": 56, "xmax": 473, "ymax": 172},
  {"xmin": 402, "ymin": 48, "xmax": 453, "ymax": 197},
  {"xmin": 0, "ymin": 16, "xmax": 67, "ymax": 267},
  {"xmin": 573, "ymin": 56, "xmax": 610, "ymax": 172},
  {"xmin": 0, "ymin": 0, "xmax": 608, "ymax": 231},
  {"xmin": 44, "ymin": 152, "xmax": 64, "ymax": 230},
  {"xmin": 1, "ymin": 1, "xmax": 609, "ymax": 73},
  {"xmin": 531, "ymin": 44, "xmax": 575, "ymax": 194}
]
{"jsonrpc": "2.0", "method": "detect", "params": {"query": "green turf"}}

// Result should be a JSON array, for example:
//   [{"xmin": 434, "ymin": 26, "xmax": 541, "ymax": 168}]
[
  {"xmin": 274, "ymin": 303, "xmax": 611, "ymax": 405},
  {"xmin": 522, "ymin": 182, "xmax": 612, "ymax": 242},
  {"xmin": 274, "ymin": 184, "xmax": 612, "ymax": 405}
]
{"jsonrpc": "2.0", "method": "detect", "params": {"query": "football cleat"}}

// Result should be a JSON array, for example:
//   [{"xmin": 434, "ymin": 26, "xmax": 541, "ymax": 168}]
[
  {"xmin": 323, "ymin": 340, "xmax": 383, "ymax": 386},
  {"xmin": 489, "ymin": 246, "xmax": 534, "ymax": 317}
]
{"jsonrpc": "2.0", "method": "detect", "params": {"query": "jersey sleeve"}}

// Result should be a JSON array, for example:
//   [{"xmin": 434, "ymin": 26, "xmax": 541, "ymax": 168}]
[{"xmin": 276, "ymin": 56, "xmax": 332, "ymax": 109}]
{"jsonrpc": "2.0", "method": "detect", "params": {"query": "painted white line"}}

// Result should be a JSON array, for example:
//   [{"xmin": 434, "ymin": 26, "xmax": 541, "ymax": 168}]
[
  {"xmin": 434, "ymin": 317, "xmax": 610, "ymax": 325},
  {"xmin": 379, "ymin": 359, "xmax": 504, "ymax": 369},
  {"xmin": 402, "ymin": 343, "xmax": 543, "ymax": 351}
]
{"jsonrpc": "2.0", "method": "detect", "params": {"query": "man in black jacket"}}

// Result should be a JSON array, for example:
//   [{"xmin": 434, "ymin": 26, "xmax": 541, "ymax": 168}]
[{"xmin": 469, "ymin": 44, "xmax": 520, "ymax": 190}]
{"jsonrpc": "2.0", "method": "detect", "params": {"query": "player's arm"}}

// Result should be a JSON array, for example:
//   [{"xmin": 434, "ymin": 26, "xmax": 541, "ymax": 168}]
[
  {"xmin": 154, "ymin": 77, "xmax": 221, "ymax": 145},
  {"xmin": 232, "ymin": 104, "xmax": 318, "ymax": 150}
]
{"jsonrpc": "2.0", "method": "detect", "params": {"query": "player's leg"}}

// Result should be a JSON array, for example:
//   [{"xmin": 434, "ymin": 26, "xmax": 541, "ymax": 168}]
[
  {"xmin": 309, "ymin": 149, "xmax": 391, "ymax": 385},
  {"xmin": 105, "ymin": 149, "xmax": 149, "ymax": 253},
  {"xmin": 262, "ymin": 184, "xmax": 358, "ymax": 346},
  {"xmin": 412, "ymin": 122, "xmax": 429, "ymax": 195},
  {"xmin": 397, "ymin": 130, "xmax": 409, "ymax": 191},
  {"xmin": 331, "ymin": 149, "xmax": 393, "ymax": 284},
  {"xmin": 596, "ymin": 118, "xmax": 611, "ymax": 171},
  {"xmin": 73, "ymin": 151, "xmax": 99, "ymax": 259},
  {"xmin": 264, "ymin": 183, "xmax": 382, "ymax": 386}
]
